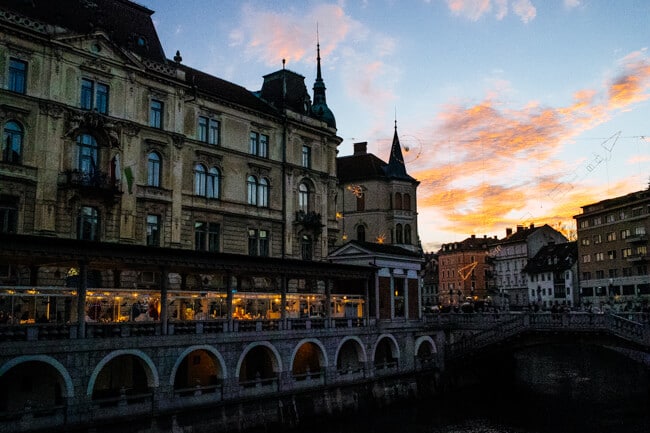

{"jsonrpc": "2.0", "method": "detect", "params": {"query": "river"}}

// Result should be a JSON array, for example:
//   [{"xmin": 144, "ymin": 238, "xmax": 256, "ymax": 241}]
[{"xmin": 293, "ymin": 389, "xmax": 650, "ymax": 433}]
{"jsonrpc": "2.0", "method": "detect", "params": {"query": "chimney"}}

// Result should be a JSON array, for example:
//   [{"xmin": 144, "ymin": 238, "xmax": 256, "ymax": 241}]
[
  {"xmin": 506, "ymin": 228, "xmax": 513, "ymax": 237},
  {"xmin": 530, "ymin": 223, "xmax": 535, "ymax": 229},
  {"xmin": 516, "ymin": 225, "xmax": 524, "ymax": 233},
  {"xmin": 353, "ymin": 142, "xmax": 367, "ymax": 155},
  {"xmin": 471, "ymin": 234, "xmax": 476, "ymax": 239}
]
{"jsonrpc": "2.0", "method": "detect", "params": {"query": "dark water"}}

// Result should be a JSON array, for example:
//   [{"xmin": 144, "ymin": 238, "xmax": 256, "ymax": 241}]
[{"xmin": 296, "ymin": 391, "xmax": 650, "ymax": 433}]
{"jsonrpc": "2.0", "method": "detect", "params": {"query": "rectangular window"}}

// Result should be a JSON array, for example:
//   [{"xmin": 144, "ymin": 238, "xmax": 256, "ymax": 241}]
[
  {"xmin": 620, "ymin": 229, "xmax": 630, "ymax": 239},
  {"xmin": 635, "ymin": 226, "xmax": 646, "ymax": 235},
  {"xmin": 80, "ymin": 79, "xmax": 109, "ymax": 114},
  {"xmin": 606, "ymin": 232, "xmax": 616, "ymax": 242},
  {"xmin": 96, "ymin": 83, "xmax": 109, "ymax": 114},
  {"xmin": 207, "ymin": 223, "xmax": 220, "ymax": 252},
  {"xmin": 579, "ymin": 220, "xmax": 589, "ymax": 229},
  {"xmin": 608, "ymin": 269, "xmax": 618, "ymax": 278},
  {"xmin": 248, "ymin": 228, "xmax": 258, "ymax": 256},
  {"xmin": 593, "ymin": 234, "xmax": 602, "ymax": 244},
  {"xmin": 249, "ymin": 132, "xmax": 269, "ymax": 157},
  {"xmin": 606, "ymin": 214, "xmax": 615, "ymax": 223},
  {"xmin": 259, "ymin": 229, "xmax": 269, "ymax": 257},
  {"xmin": 259, "ymin": 133, "xmax": 268, "ymax": 158},
  {"xmin": 592, "ymin": 216, "xmax": 602, "ymax": 226},
  {"xmin": 595, "ymin": 252, "xmax": 604, "ymax": 262},
  {"xmin": 0, "ymin": 196, "xmax": 19, "ymax": 233},
  {"xmin": 8, "ymin": 58, "xmax": 27, "ymax": 94},
  {"xmin": 607, "ymin": 250, "xmax": 616, "ymax": 260},
  {"xmin": 194, "ymin": 221, "xmax": 206, "ymax": 251},
  {"xmin": 595, "ymin": 270, "xmax": 604, "ymax": 279},
  {"xmin": 622, "ymin": 248, "xmax": 632, "ymax": 258},
  {"xmin": 146, "ymin": 214, "xmax": 161, "ymax": 246},
  {"xmin": 81, "ymin": 78, "xmax": 93, "ymax": 110},
  {"xmin": 582, "ymin": 272, "xmax": 591, "ymax": 280},
  {"xmin": 150, "ymin": 100, "xmax": 163, "ymax": 128},
  {"xmin": 198, "ymin": 116, "xmax": 220, "ymax": 145},
  {"xmin": 638, "ymin": 245, "xmax": 648, "ymax": 255},
  {"xmin": 302, "ymin": 145, "xmax": 311, "ymax": 168},
  {"xmin": 195, "ymin": 221, "xmax": 219, "ymax": 252},
  {"xmin": 582, "ymin": 254, "xmax": 591, "ymax": 263},
  {"xmin": 581, "ymin": 238, "xmax": 590, "ymax": 246}
]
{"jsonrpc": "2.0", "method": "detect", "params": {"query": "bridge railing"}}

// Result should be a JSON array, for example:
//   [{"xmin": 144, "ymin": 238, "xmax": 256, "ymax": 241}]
[{"xmin": 444, "ymin": 312, "xmax": 650, "ymax": 359}]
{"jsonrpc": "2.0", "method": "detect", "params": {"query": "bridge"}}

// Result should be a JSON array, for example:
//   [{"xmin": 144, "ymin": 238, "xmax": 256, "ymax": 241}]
[{"xmin": 1, "ymin": 312, "xmax": 649, "ymax": 433}]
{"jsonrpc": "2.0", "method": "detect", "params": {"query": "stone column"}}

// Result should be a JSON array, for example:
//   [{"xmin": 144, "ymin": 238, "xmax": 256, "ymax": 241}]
[
  {"xmin": 159, "ymin": 267, "xmax": 169, "ymax": 335},
  {"xmin": 363, "ymin": 277, "xmax": 370, "ymax": 324},
  {"xmin": 280, "ymin": 275, "xmax": 287, "ymax": 329},
  {"xmin": 324, "ymin": 278, "xmax": 331, "ymax": 327},
  {"xmin": 76, "ymin": 261, "xmax": 88, "ymax": 338}
]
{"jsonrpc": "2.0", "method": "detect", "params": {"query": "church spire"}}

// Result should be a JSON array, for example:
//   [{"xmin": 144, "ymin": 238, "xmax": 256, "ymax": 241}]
[
  {"xmin": 386, "ymin": 119, "xmax": 409, "ymax": 178},
  {"xmin": 311, "ymin": 26, "xmax": 336, "ymax": 128}
]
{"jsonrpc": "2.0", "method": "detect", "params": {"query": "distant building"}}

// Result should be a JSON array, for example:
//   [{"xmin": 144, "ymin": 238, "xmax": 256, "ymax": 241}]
[
  {"xmin": 421, "ymin": 252, "xmax": 439, "ymax": 309},
  {"xmin": 336, "ymin": 126, "xmax": 420, "ymax": 254},
  {"xmin": 523, "ymin": 241, "xmax": 579, "ymax": 310},
  {"xmin": 574, "ymin": 187, "xmax": 650, "ymax": 308},
  {"xmin": 492, "ymin": 224, "xmax": 568, "ymax": 309},
  {"xmin": 438, "ymin": 235, "xmax": 497, "ymax": 305}
]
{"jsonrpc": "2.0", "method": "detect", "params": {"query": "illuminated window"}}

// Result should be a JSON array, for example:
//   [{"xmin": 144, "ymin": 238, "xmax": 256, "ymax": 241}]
[{"xmin": 76, "ymin": 134, "xmax": 98, "ymax": 175}]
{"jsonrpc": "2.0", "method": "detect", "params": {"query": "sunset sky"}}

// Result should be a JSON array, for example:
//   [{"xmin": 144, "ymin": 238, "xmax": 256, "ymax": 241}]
[{"xmin": 137, "ymin": 0, "xmax": 650, "ymax": 252}]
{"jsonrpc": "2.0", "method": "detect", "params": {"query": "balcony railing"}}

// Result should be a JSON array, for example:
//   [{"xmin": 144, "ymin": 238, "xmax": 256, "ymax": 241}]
[
  {"xmin": 294, "ymin": 210, "xmax": 323, "ymax": 229},
  {"xmin": 59, "ymin": 169, "xmax": 121, "ymax": 195}
]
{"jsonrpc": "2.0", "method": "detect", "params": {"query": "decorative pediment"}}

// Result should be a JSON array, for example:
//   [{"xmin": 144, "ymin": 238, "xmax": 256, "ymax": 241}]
[
  {"xmin": 247, "ymin": 162, "xmax": 271, "ymax": 177},
  {"xmin": 64, "ymin": 110, "xmax": 120, "ymax": 148}
]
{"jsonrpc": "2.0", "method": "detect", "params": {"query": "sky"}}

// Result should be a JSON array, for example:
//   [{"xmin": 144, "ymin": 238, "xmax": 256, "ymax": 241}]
[{"xmin": 136, "ymin": 0, "xmax": 650, "ymax": 252}]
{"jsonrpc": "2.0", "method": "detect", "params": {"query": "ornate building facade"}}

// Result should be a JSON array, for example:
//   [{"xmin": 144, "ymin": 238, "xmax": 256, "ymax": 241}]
[{"xmin": 0, "ymin": 0, "xmax": 340, "ymax": 263}]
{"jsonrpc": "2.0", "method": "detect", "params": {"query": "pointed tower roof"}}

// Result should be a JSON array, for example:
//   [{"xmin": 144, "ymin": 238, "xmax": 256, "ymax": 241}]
[
  {"xmin": 311, "ymin": 36, "xmax": 336, "ymax": 128},
  {"xmin": 384, "ymin": 121, "xmax": 410, "ymax": 179}
]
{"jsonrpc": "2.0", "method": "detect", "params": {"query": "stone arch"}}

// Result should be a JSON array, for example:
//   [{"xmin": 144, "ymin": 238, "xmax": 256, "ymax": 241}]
[
  {"xmin": 86, "ymin": 349, "xmax": 159, "ymax": 397},
  {"xmin": 235, "ymin": 341, "xmax": 283, "ymax": 382},
  {"xmin": 169, "ymin": 345, "xmax": 228, "ymax": 389},
  {"xmin": 414, "ymin": 335, "xmax": 438, "ymax": 356},
  {"xmin": 289, "ymin": 338, "xmax": 328, "ymax": 377},
  {"xmin": 372, "ymin": 334, "xmax": 400, "ymax": 368},
  {"xmin": 0, "ymin": 355, "xmax": 74, "ymax": 398},
  {"xmin": 334, "ymin": 336, "xmax": 367, "ymax": 373}
]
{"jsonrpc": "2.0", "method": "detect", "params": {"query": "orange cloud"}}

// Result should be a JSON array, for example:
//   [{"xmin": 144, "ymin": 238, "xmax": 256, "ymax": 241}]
[
  {"xmin": 410, "ymin": 50, "xmax": 650, "ymax": 250},
  {"xmin": 608, "ymin": 51, "xmax": 650, "ymax": 109}
]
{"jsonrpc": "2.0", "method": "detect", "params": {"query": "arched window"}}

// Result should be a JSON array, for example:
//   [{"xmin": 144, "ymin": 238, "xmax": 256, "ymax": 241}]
[
  {"xmin": 356, "ymin": 225, "xmax": 365, "ymax": 242},
  {"xmin": 247, "ymin": 175, "xmax": 257, "ymax": 205},
  {"xmin": 298, "ymin": 182, "xmax": 310, "ymax": 212},
  {"xmin": 403, "ymin": 193, "xmax": 411, "ymax": 210},
  {"xmin": 147, "ymin": 152, "xmax": 161, "ymax": 187},
  {"xmin": 395, "ymin": 223, "xmax": 403, "ymax": 244},
  {"xmin": 258, "ymin": 177, "xmax": 269, "ymax": 207},
  {"xmin": 76, "ymin": 133, "xmax": 98, "ymax": 174},
  {"xmin": 206, "ymin": 167, "xmax": 220, "ymax": 199},
  {"xmin": 78, "ymin": 206, "xmax": 99, "ymax": 241},
  {"xmin": 3, "ymin": 121, "xmax": 23, "ymax": 164},
  {"xmin": 394, "ymin": 192, "xmax": 402, "ymax": 210},
  {"xmin": 404, "ymin": 224, "xmax": 412, "ymax": 244},
  {"xmin": 194, "ymin": 164, "xmax": 206, "ymax": 196}
]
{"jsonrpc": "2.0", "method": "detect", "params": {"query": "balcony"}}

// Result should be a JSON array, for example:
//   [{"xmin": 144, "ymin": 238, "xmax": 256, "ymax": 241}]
[
  {"xmin": 294, "ymin": 210, "xmax": 323, "ymax": 229},
  {"xmin": 59, "ymin": 169, "xmax": 121, "ymax": 201},
  {"xmin": 625, "ymin": 234, "xmax": 648, "ymax": 244},
  {"xmin": 626, "ymin": 253, "xmax": 647, "ymax": 263}
]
